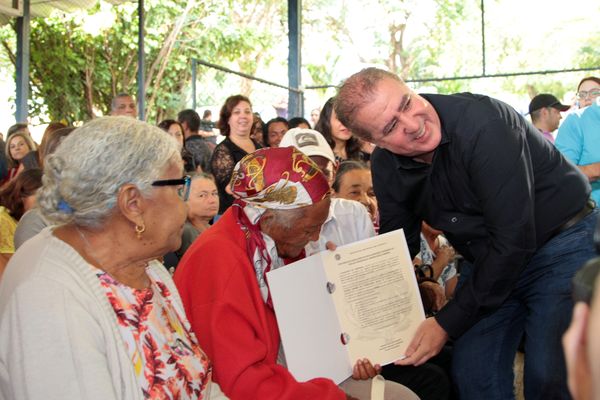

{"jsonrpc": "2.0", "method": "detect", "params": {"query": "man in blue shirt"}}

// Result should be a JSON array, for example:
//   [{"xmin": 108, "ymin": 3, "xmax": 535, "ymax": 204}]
[{"xmin": 556, "ymin": 98, "xmax": 600, "ymax": 205}]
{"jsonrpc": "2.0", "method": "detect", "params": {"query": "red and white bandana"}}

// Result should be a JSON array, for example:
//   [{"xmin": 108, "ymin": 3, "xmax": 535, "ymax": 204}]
[
  {"xmin": 230, "ymin": 147, "xmax": 330, "ymax": 305},
  {"xmin": 230, "ymin": 146, "xmax": 330, "ymax": 211}
]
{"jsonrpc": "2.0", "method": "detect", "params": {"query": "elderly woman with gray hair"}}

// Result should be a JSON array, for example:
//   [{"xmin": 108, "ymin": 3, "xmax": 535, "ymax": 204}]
[{"xmin": 0, "ymin": 117, "xmax": 227, "ymax": 399}]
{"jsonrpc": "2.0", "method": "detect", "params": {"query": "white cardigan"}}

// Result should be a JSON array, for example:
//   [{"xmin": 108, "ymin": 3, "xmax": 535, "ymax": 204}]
[{"xmin": 0, "ymin": 228, "xmax": 227, "ymax": 400}]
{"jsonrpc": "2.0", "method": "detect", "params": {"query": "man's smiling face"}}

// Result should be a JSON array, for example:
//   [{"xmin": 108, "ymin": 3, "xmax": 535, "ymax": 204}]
[{"xmin": 354, "ymin": 77, "xmax": 442, "ymax": 163}]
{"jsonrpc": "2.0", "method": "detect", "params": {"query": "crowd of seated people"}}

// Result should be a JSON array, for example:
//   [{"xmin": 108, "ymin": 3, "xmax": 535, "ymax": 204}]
[{"xmin": 1, "ymin": 73, "xmax": 599, "ymax": 400}]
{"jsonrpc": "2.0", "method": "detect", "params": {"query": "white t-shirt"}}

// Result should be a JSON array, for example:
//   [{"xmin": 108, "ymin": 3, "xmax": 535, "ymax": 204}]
[{"xmin": 306, "ymin": 198, "xmax": 376, "ymax": 255}]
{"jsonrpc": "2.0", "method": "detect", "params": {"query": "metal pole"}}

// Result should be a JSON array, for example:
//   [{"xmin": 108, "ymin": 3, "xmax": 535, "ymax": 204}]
[
  {"xmin": 192, "ymin": 58, "xmax": 197, "ymax": 110},
  {"xmin": 481, "ymin": 0, "xmax": 486, "ymax": 76},
  {"xmin": 15, "ymin": 0, "xmax": 30, "ymax": 123},
  {"xmin": 305, "ymin": 66, "xmax": 600, "ymax": 88},
  {"xmin": 287, "ymin": 0, "xmax": 303, "ymax": 118},
  {"xmin": 194, "ymin": 59, "xmax": 301, "ymax": 92},
  {"xmin": 137, "ymin": 0, "xmax": 145, "ymax": 120}
]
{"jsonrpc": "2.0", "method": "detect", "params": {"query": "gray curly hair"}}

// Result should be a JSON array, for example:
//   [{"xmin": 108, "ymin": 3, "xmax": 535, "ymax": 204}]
[{"xmin": 38, "ymin": 116, "xmax": 181, "ymax": 228}]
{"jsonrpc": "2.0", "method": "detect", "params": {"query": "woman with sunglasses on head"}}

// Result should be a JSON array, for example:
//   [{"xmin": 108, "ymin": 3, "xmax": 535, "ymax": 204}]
[
  {"xmin": 0, "ymin": 117, "xmax": 227, "ymax": 399},
  {"xmin": 556, "ymin": 76, "xmax": 600, "ymax": 207}
]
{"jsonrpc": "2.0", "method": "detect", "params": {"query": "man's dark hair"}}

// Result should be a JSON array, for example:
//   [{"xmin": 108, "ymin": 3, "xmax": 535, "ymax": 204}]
[
  {"xmin": 530, "ymin": 109, "xmax": 543, "ymax": 124},
  {"xmin": 110, "ymin": 93, "xmax": 134, "ymax": 112},
  {"xmin": 178, "ymin": 109, "xmax": 201, "ymax": 132},
  {"xmin": 335, "ymin": 67, "xmax": 401, "ymax": 140},
  {"xmin": 288, "ymin": 117, "xmax": 311, "ymax": 129},
  {"xmin": 263, "ymin": 117, "xmax": 289, "ymax": 147},
  {"xmin": 185, "ymin": 136, "xmax": 212, "ymax": 173},
  {"xmin": 7, "ymin": 123, "xmax": 28, "ymax": 138}
]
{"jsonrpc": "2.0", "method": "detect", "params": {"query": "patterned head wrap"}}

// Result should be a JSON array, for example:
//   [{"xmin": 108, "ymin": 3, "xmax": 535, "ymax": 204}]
[
  {"xmin": 230, "ymin": 146, "xmax": 330, "ymax": 210},
  {"xmin": 230, "ymin": 147, "xmax": 331, "ymax": 306}
]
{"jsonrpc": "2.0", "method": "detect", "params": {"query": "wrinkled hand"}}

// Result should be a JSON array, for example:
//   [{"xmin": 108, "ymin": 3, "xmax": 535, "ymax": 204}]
[
  {"xmin": 395, "ymin": 317, "xmax": 448, "ymax": 366},
  {"xmin": 562, "ymin": 303, "xmax": 592, "ymax": 400},
  {"xmin": 352, "ymin": 358, "xmax": 382, "ymax": 380}
]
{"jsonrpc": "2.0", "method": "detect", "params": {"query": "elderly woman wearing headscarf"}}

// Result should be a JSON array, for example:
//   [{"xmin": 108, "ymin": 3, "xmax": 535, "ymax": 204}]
[
  {"xmin": 174, "ymin": 147, "xmax": 417, "ymax": 400},
  {"xmin": 0, "ymin": 117, "xmax": 228, "ymax": 399}
]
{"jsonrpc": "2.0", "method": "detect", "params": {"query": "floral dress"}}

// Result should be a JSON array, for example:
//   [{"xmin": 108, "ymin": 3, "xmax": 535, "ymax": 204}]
[
  {"xmin": 0, "ymin": 206, "xmax": 17, "ymax": 254},
  {"xmin": 95, "ymin": 265, "xmax": 212, "ymax": 399},
  {"xmin": 418, "ymin": 234, "xmax": 457, "ymax": 289}
]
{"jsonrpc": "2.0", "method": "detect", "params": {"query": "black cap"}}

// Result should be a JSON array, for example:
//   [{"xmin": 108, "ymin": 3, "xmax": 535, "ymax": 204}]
[{"xmin": 528, "ymin": 94, "xmax": 570, "ymax": 114}]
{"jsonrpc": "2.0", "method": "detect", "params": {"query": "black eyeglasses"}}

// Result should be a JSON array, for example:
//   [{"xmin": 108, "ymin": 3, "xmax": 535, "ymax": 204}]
[{"xmin": 151, "ymin": 175, "xmax": 191, "ymax": 201}]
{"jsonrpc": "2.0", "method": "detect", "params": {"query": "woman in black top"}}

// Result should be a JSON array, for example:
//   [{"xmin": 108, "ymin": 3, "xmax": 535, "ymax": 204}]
[{"xmin": 211, "ymin": 95, "xmax": 262, "ymax": 213}]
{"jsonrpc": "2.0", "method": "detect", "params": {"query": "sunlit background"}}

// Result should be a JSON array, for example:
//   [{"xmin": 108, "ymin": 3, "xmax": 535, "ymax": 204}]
[{"xmin": 0, "ymin": 0, "xmax": 598, "ymax": 142}]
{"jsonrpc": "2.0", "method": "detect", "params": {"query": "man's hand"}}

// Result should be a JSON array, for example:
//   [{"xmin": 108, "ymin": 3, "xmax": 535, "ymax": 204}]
[
  {"xmin": 395, "ymin": 317, "xmax": 448, "ymax": 366},
  {"xmin": 352, "ymin": 358, "xmax": 382, "ymax": 380}
]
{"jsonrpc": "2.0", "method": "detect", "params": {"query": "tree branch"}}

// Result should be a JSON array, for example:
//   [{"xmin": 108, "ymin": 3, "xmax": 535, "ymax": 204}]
[
  {"xmin": 145, "ymin": 0, "xmax": 196, "ymax": 117},
  {"xmin": 1, "ymin": 39, "xmax": 16, "ymax": 67}
]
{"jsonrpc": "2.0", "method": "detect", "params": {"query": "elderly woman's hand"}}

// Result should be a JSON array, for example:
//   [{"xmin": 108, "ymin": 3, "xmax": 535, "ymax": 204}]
[
  {"xmin": 325, "ymin": 241, "xmax": 338, "ymax": 251},
  {"xmin": 352, "ymin": 358, "xmax": 382, "ymax": 380}
]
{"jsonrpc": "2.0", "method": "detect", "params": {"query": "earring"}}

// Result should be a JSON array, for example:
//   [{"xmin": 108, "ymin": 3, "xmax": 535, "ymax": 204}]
[{"xmin": 135, "ymin": 222, "xmax": 145, "ymax": 239}]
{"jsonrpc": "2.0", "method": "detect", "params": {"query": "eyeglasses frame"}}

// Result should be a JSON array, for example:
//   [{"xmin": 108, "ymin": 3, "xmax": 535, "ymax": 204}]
[
  {"xmin": 151, "ymin": 175, "xmax": 191, "ymax": 201},
  {"xmin": 576, "ymin": 89, "xmax": 600, "ymax": 100}
]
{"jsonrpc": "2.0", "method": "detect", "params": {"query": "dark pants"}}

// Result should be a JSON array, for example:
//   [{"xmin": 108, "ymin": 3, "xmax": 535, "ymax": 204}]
[
  {"xmin": 381, "ymin": 346, "xmax": 453, "ymax": 400},
  {"xmin": 452, "ymin": 210, "xmax": 598, "ymax": 400}
]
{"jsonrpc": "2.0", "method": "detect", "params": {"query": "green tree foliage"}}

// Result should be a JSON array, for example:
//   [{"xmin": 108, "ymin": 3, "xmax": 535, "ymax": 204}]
[
  {"xmin": 301, "ymin": 0, "xmax": 474, "ymax": 93},
  {"xmin": 0, "ymin": 0, "xmax": 284, "ymax": 124},
  {"xmin": 576, "ymin": 36, "xmax": 600, "ymax": 70},
  {"xmin": 1, "ymin": 0, "xmax": 597, "ymax": 123}
]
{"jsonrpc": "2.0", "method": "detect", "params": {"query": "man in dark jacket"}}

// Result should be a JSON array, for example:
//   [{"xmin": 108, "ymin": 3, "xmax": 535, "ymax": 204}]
[{"xmin": 335, "ymin": 67, "xmax": 598, "ymax": 400}]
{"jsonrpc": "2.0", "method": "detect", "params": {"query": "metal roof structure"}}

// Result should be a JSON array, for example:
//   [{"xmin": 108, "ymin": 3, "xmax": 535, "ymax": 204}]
[{"xmin": 0, "ymin": 0, "xmax": 106, "ymax": 21}]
